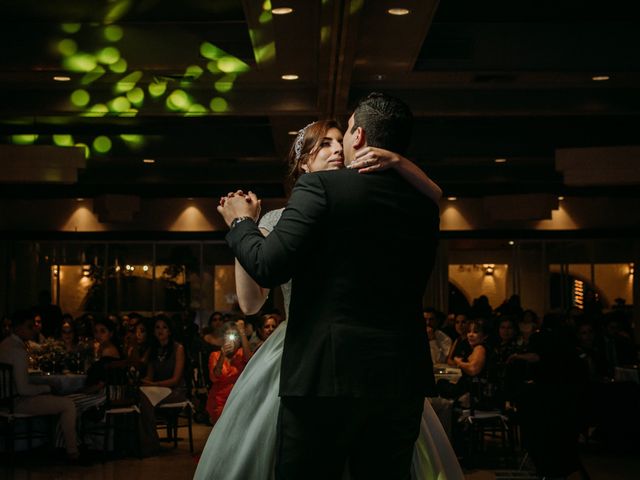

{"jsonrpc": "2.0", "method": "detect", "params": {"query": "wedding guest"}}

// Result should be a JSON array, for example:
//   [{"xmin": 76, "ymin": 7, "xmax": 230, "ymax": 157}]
[
  {"xmin": 575, "ymin": 320, "xmax": 608, "ymax": 381},
  {"xmin": 206, "ymin": 320, "xmax": 251, "ymax": 424},
  {"xmin": 138, "ymin": 314, "xmax": 188, "ymax": 456},
  {"xmin": 33, "ymin": 290, "xmax": 63, "ymax": 338},
  {"xmin": 251, "ymin": 314, "xmax": 278, "ymax": 352},
  {"xmin": 439, "ymin": 319, "xmax": 489, "ymax": 404},
  {"xmin": 446, "ymin": 313, "xmax": 471, "ymax": 367},
  {"xmin": 424, "ymin": 309, "xmax": 451, "ymax": 364},
  {"xmin": 0, "ymin": 310, "xmax": 79, "ymax": 460},
  {"xmin": 127, "ymin": 318, "xmax": 152, "ymax": 366},
  {"xmin": 1, "ymin": 315, "xmax": 11, "ymax": 340},
  {"xmin": 202, "ymin": 311, "xmax": 224, "ymax": 348},
  {"xmin": 59, "ymin": 318, "xmax": 81, "ymax": 354},
  {"xmin": 28, "ymin": 312, "xmax": 47, "ymax": 347}
]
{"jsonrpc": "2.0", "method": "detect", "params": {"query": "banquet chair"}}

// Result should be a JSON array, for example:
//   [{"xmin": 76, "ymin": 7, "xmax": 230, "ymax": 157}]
[
  {"xmin": 80, "ymin": 361, "xmax": 142, "ymax": 459},
  {"xmin": 0, "ymin": 362, "xmax": 53, "ymax": 456},
  {"xmin": 154, "ymin": 361, "xmax": 194, "ymax": 453}
]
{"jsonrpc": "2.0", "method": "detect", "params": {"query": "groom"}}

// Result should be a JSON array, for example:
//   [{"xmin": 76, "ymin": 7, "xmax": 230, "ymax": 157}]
[{"xmin": 218, "ymin": 93, "xmax": 439, "ymax": 480}]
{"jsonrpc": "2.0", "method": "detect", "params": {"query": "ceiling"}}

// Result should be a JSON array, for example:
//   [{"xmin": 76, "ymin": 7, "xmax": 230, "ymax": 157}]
[{"xmin": 1, "ymin": 0, "xmax": 639, "ymax": 200}]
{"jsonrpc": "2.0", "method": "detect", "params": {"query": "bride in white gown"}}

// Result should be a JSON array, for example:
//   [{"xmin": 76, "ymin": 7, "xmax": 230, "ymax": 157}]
[{"xmin": 194, "ymin": 121, "xmax": 463, "ymax": 480}]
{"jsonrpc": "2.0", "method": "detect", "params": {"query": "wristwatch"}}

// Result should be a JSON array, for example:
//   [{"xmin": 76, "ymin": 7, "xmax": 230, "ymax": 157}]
[{"xmin": 230, "ymin": 216, "xmax": 254, "ymax": 230}]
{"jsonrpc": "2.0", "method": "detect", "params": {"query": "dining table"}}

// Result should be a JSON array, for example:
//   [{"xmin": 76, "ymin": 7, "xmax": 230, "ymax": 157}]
[{"xmin": 29, "ymin": 371, "xmax": 87, "ymax": 395}]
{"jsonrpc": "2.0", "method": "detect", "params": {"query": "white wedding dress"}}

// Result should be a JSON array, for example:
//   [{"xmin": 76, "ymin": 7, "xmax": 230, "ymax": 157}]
[{"xmin": 194, "ymin": 210, "xmax": 464, "ymax": 480}]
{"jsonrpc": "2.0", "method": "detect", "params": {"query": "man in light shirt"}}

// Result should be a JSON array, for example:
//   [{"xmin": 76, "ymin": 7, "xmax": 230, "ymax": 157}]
[
  {"xmin": 424, "ymin": 308, "xmax": 451, "ymax": 364},
  {"xmin": 0, "ymin": 309, "xmax": 78, "ymax": 459}
]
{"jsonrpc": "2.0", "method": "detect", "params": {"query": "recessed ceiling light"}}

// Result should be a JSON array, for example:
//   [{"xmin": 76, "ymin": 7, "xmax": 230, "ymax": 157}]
[
  {"xmin": 76, "ymin": 198, "xmax": 84, "ymax": 201},
  {"xmin": 272, "ymin": 7, "xmax": 294, "ymax": 15},
  {"xmin": 388, "ymin": 8, "xmax": 410, "ymax": 16},
  {"xmin": 592, "ymin": 75, "xmax": 610, "ymax": 81},
  {"xmin": 281, "ymin": 74, "xmax": 299, "ymax": 80},
  {"xmin": 53, "ymin": 76, "xmax": 71, "ymax": 82},
  {"xmin": 187, "ymin": 197, "xmax": 194, "ymax": 201},
  {"xmin": 288, "ymin": 130, "xmax": 298, "ymax": 135},
  {"xmin": 143, "ymin": 158, "xmax": 155, "ymax": 164},
  {"xmin": 508, "ymin": 240, "xmax": 515, "ymax": 246},
  {"xmin": 494, "ymin": 158, "xmax": 507, "ymax": 163},
  {"xmin": 558, "ymin": 196, "xmax": 565, "ymax": 201},
  {"xmin": 447, "ymin": 196, "xmax": 457, "ymax": 201}
]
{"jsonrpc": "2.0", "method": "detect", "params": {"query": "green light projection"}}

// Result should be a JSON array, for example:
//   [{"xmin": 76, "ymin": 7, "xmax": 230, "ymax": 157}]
[
  {"xmin": 70, "ymin": 89, "xmax": 90, "ymax": 107},
  {"xmin": 44, "ymin": 19, "xmax": 256, "ymax": 158},
  {"xmin": 12, "ymin": 134, "xmax": 38, "ymax": 145},
  {"xmin": 93, "ymin": 136, "xmax": 112, "ymax": 153},
  {"xmin": 53, "ymin": 134, "xmax": 74, "ymax": 147}
]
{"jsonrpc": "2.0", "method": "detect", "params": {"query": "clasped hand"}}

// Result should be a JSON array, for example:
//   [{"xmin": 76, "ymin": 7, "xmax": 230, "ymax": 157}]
[{"xmin": 217, "ymin": 190, "xmax": 262, "ymax": 227}]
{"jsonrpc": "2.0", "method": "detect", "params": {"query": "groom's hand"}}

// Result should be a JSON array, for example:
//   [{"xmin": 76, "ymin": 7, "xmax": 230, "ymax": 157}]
[{"xmin": 217, "ymin": 190, "xmax": 261, "ymax": 227}]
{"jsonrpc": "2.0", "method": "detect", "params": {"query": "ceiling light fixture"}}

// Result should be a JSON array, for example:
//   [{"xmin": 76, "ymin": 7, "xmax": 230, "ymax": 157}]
[
  {"xmin": 494, "ymin": 158, "xmax": 507, "ymax": 163},
  {"xmin": 281, "ymin": 74, "xmax": 299, "ymax": 80},
  {"xmin": 558, "ymin": 196, "xmax": 565, "ymax": 201},
  {"xmin": 53, "ymin": 76, "xmax": 71, "ymax": 82},
  {"xmin": 508, "ymin": 241, "xmax": 515, "ymax": 246},
  {"xmin": 143, "ymin": 158, "xmax": 155, "ymax": 164},
  {"xmin": 592, "ymin": 75, "xmax": 610, "ymax": 81},
  {"xmin": 76, "ymin": 198, "xmax": 84, "ymax": 202},
  {"xmin": 272, "ymin": 7, "xmax": 294, "ymax": 15},
  {"xmin": 288, "ymin": 130, "xmax": 298, "ymax": 135},
  {"xmin": 388, "ymin": 8, "xmax": 410, "ymax": 15},
  {"xmin": 447, "ymin": 196, "xmax": 457, "ymax": 201}
]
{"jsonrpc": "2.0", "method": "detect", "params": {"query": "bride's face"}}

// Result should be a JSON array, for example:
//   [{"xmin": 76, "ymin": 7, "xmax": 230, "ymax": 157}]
[{"xmin": 302, "ymin": 128, "xmax": 344, "ymax": 173}]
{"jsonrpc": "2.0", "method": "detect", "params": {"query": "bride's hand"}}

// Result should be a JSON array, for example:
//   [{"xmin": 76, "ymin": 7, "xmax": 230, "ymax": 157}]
[{"xmin": 348, "ymin": 147, "xmax": 400, "ymax": 173}]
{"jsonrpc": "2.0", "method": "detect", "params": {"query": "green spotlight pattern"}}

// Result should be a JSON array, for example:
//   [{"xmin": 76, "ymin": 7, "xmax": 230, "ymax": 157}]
[
  {"xmin": 70, "ymin": 89, "xmax": 90, "ymax": 107},
  {"xmin": 93, "ymin": 136, "xmax": 112, "ymax": 154},
  {"xmin": 53, "ymin": 134, "xmax": 74, "ymax": 147},
  {"xmin": 46, "ymin": 20, "xmax": 257, "ymax": 158}
]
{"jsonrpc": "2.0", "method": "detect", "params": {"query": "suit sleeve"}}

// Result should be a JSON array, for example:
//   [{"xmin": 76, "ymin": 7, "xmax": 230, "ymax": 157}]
[
  {"xmin": 13, "ymin": 347, "xmax": 51, "ymax": 396},
  {"xmin": 226, "ymin": 173, "xmax": 328, "ymax": 288}
]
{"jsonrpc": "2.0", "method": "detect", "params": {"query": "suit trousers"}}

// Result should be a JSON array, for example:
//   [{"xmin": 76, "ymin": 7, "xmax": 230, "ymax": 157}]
[
  {"xmin": 274, "ymin": 395, "xmax": 423, "ymax": 480},
  {"xmin": 15, "ymin": 394, "xmax": 78, "ymax": 455}
]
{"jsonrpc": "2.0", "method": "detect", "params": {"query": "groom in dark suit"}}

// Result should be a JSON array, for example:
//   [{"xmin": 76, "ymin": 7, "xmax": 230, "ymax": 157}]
[{"xmin": 218, "ymin": 93, "xmax": 439, "ymax": 480}]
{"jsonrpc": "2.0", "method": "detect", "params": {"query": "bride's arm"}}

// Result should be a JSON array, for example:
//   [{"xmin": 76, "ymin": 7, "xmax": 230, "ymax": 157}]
[
  {"xmin": 235, "ymin": 227, "xmax": 271, "ymax": 314},
  {"xmin": 348, "ymin": 147, "xmax": 442, "ymax": 204}
]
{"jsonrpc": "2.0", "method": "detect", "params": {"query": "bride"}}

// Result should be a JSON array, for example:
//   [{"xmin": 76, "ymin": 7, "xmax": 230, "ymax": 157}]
[{"xmin": 194, "ymin": 120, "xmax": 463, "ymax": 480}]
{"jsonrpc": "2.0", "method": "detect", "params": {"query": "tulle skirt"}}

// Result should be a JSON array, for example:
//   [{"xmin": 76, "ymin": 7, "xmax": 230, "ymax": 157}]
[{"xmin": 194, "ymin": 322, "xmax": 464, "ymax": 480}]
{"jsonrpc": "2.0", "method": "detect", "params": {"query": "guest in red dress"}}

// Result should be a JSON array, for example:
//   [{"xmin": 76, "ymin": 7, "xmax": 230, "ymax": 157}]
[{"xmin": 206, "ymin": 320, "xmax": 252, "ymax": 424}]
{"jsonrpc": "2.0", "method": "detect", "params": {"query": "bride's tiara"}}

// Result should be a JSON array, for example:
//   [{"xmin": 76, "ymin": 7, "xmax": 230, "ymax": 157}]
[{"xmin": 293, "ymin": 121, "xmax": 317, "ymax": 162}]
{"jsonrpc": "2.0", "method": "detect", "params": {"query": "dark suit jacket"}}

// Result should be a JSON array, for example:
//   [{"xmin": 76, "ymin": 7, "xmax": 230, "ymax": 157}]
[{"xmin": 227, "ymin": 168, "xmax": 439, "ymax": 398}]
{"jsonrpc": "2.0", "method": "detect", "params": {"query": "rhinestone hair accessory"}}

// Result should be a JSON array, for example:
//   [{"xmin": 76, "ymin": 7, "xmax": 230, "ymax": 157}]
[{"xmin": 293, "ymin": 121, "xmax": 317, "ymax": 161}]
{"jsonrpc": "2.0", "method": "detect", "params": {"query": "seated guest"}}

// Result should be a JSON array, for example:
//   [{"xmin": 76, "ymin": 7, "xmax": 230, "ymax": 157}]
[
  {"xmin": 509, "ymin": 311, "xmax": 542, "ymax": 365},
  {"xmin": 493, "ymin": 316, "xmax": 519, "ymax": 364},
  {"xmin": 28, "ymin": 312, "xmax": 47, "ymax": 348},
  {"xmin": 202, "ymin": 311, "xmax": 225, "ymax": 348},
  {"xmin": 439, "ymin": 319, "xmax": 489, "ymax": 404},
  {"xmin": 424, "ymin": 308, "xmax": 451, "ymax": 364},
  {"xmin": 138, "ymin": 315, "xmax": 187, "ymax": 455},
  {"xmin": 59, "ymin": 317, "xmax": 81, "ymax": 354},
  {"xmin": 251, "ymin": 314, "xmax": 278, "ymax": 352},
  {"xmin": 0, "ymin": 310, "xmax": 79, "ymax": 460},
  {"xmin": 127, "ymin": 317, "xmax": 151, "ymax": 366},
  {"xmin": 446, "ymin": 313, "xmax": 471, "ymax": 367},
  {"xmin": 143, "ymin": 315, "xmax": 186, "ymax": 395},
  {"xmin": 206, "ymin": 320, "xmax": 252, "ymax": 424},
  {"xmin": 2, "ymin": 315, "xmax": 12, "ymax": 340},
  {"xmin": 575, "ymin": 320, "xmax": 608, "ymax": 381}
]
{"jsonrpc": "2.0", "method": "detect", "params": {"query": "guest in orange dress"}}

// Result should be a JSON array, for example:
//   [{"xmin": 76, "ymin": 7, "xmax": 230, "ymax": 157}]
[{"xmin": 206, "ymin": 320, "xmax": 252, "ymax": 424}]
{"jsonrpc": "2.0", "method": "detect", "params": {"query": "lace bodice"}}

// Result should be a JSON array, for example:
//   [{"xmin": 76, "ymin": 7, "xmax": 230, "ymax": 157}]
[{"xmin": 258, "ymin": 208, "xmax": 291, "ymax": 317}]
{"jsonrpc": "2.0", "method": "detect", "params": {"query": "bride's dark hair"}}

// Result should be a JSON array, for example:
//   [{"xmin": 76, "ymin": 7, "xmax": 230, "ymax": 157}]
[{"xmin": 285, "ymin": 119, "xmax": 341, "ymax": 192}]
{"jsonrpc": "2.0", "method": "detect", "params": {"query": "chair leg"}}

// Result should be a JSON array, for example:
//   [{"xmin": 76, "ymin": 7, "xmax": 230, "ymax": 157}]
[
  {"xmin": 103, "ymin": 415, "xmax": 111, "ymax": 461},
  {"xmin": 187, "ymin": 408, "xmax": 193, "ymax": 454}
]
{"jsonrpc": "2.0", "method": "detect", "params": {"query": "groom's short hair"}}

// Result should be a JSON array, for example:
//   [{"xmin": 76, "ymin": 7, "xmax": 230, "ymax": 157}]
[{"xmin": 351, "ymin": 92, "xmax": 413, "ymax": 155}]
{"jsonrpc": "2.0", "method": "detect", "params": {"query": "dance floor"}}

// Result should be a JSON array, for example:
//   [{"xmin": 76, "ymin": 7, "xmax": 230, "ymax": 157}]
[{"xmin": 1, "ymin": 423, "xmax": 637, "ymax": 480}]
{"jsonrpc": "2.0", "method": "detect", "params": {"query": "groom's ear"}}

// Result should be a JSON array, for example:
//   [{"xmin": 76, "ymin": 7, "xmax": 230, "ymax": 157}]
[{"xmin": 353, "ymin": 127, "xmax": 365, "ymax": 149}]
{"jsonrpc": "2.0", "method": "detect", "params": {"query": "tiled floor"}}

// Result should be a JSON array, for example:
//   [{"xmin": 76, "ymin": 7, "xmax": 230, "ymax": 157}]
[{"xmin": 1, "ymin": 424, "xmax": 638, "ymax": 480}]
